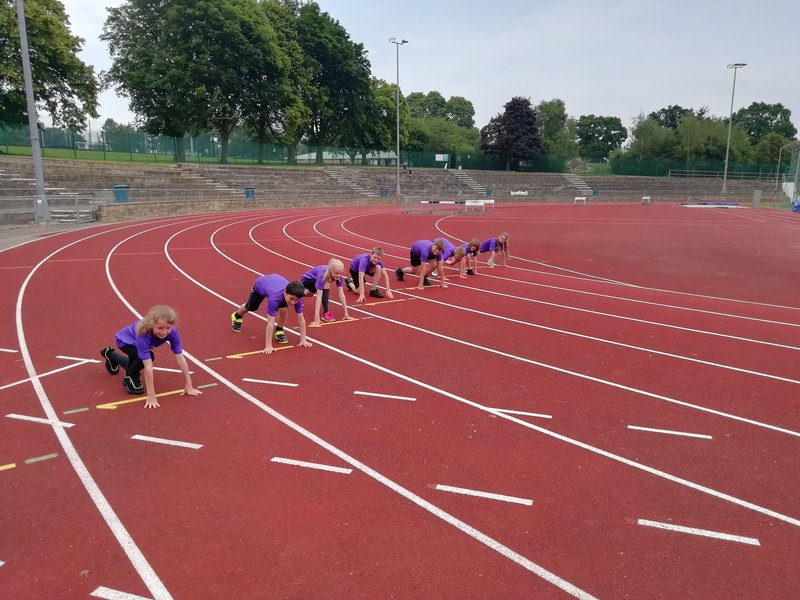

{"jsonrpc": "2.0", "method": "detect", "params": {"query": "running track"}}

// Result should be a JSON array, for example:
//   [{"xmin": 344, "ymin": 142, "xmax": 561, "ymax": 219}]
[{"xmin": 1, "ymin": 203, "xmax": 799, "ymax": 599}]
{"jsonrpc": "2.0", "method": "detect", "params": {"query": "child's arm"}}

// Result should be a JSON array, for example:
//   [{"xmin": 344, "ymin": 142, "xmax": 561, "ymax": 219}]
[
  {"xmin": 417, "ymin": 262, "xmax": 430, "ymax": 289},
  {"xmin": 382, "ymin": 268, "xmax": 394, "ymax": 299},
  {"xmin": 504, "ymin": 241, "xmax": 510, "ymax": 264},
  {"xmin": 310, "ymin": 291, "xmax": 322, "ymax": 326},
  {"xmin": 296, "ymin": 314, "xmax": 312, "ymax": 348},
  {"xmin": 142, "ymin": 359, "xmax": 158, "ymax": 408},
  {"xmin": 175, "ymin": 353, "xmax": 202, "ymax": 396},
  {"xmin": 356, "ymin": 271, "xmax": 366, "ymax": 303},
  {"xmin": 264, "ymin": 316, "xmax": 277, "ymax": 354},
  {"xmin": 338, "ymin": 287, "xmax": 354, "ymax": 319}
]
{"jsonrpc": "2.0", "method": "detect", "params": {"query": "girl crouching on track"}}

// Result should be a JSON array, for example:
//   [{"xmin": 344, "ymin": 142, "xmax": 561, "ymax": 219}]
[
  {"xmin": 100, "ymin": 305, "xmax": 201, "ymax": 409},
  {"xmin": 301, "ymin": 258, "xmax": 355, "ymax": 326}
]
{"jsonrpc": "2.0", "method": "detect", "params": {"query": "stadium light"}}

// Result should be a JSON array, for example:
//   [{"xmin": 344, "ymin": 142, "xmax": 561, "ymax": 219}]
[
  {"xmin": 721, "ymin": 63, "xmax": 746, "ymax": 194},
  {"xmin": 389, "ymin": 37, "xmax": 407, "ymax": 198}
]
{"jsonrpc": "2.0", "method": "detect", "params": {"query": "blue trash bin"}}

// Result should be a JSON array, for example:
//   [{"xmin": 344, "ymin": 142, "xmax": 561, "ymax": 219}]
[
  {"xmin": 113, "ymin": 184, "xmax": 130, "ymax": 202},
  {"xmin": 244, "ymin": 186, "xmax": 256, "ymax": 199},
  {"xmin": 485, "ymin": 189, "xmax": 494, "ymax": 197},
  {"xmin": 379, "ymin": 187, "xmax": 388, "ymax": 198}
]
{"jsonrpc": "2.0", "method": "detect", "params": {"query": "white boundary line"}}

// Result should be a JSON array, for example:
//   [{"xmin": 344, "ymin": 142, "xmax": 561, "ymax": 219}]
[
  {"xmin": 0, "ymin": 359, "xmax": 93, "ymax": 391},
  {"xmin": 637, "ymin": 519, "xmax": 760, "ymax": 546},
  {"xmin": 627, "ymin": 425, "xmax": 712, "ymax": 440},
  {"xmin": 271, "ymin": 456, "xmax": 353, "ymax": 474},
  {"xmin": 90, "ymin": 586, "xmax": 154, "ymax": 600},
  {"xmin": 0, "ymin": 348, "xmax": 18, "ymax": 353},
  {"xmin": 436, "ymin": 484, "xmax": 534, "ymax": 506},
  {"xmin": 354, "ymin": 390, "xmax": 417, "ymax": 401},
  {"xmin": 242, "ymin": 378, "xmax": 299, "ymax": 387},
  {"xmin": 495, "ymin": 408, "xmax": 553, "ymax": 420},
  {"xmin": 6, "ymin": 413, "xmax": 75, "ymax": 428},
  {"xmin": 131, "ymin": 434, "xmax": 203, "ymax": 450}
]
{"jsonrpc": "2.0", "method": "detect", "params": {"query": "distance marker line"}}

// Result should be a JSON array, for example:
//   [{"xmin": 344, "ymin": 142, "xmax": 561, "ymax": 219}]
[
  {"xmin": 435, "ymin": 484, "xmax": 534, "ymax": 506},
  {"xmin": 0, "ymin": 348, "xmax": 18, "ymax": 353},
  {"xmin": 495, "ymin": 408, "xmax": 552, "ymax": 420},
  {"xmin": 627, "ymin": 425, "xmax": 713, "ymax": 440},
  {"xmin": 242, "ymin": 378, "xmax": 298, "ymax": 387},
  {"xmin": 6, "ymin": 413, "xmax": 75, "ymax": 428},
  {"xmin": 637, "ymin": 519, "xmax": 760, "ymax": 546},
  {"xmin": 96, "ymin": 383, "xmax": 216, "ymax": 410},
  {"xmin": 271, "ymin": 457, "xmax": 352, "ymax": 474},
  {"xmin": 24, "ymin": 453, "xmax": 58, "ymax": 464},
  {"xmin": 226, "ymin": 346, "xmax": 293, "ymax": 359},
  {"xmin": 131, "ymin": 435, "xmax": 202, "ymax": 450},
  {"xmin": 353, "ymin": 390, "xmax": 416, "ymax": 402}
]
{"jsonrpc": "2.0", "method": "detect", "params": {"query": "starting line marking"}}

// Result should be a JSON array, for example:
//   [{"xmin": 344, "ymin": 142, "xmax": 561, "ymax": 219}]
[
  {"xmin": 309, "ymin": 318, "xmax": 359, "ymax": 328},
  {"xmin": 0, "ymin": 463, "xmax": 16, "ymax": 471},
  {"xmin": 361, "ymin": 298, "xmax": 409, "ymax": 306},
  {"xmin": 56, "ymin": 355, "xmax": 100, "ymax": 363},
  {"xmin": 24, "ymin": 453, "xmax": 58, "ymax": 464},
  {"xmin": 435, "ymin": 484, "xmax": 534, "ymax": 506},
  {"xmin": 63, "ymin": 407, "xmax": 90, "ymax": 415},
  {"xmin": 0, "ymin": 560, "xmax": 4, "ymax": 566},
  {"xmin": 242, "ymin": 378, "xmax": 298, "ymax": 387},
  {"xmin": 131, "ymin": 434, "xmax": 203, "ymax": 450},
  {"xmin": 627, "ymin": 425, "xmax": 713, "ymax": 440},
  {"xmin": 90, "ymin": 586, "xmax": 154, "ymax": 600},
  {"xmin": 226, "ymin": 346, "xmax": 293, "ymax": 359},
  {"xmin": 353, "ymin": 390, "xmax": 416, "ymax": 402},
  {"xmin": 0, "ymin": 359, "xmax": 94, "ymax": 391},
  {"xmin": 96, "ymin": 383, "xmax": 217, "ymax": 410},
  {"xmin": 637, "ymin": 519, "xmax": 760, "ymax": 546},
  {"xmin": 271, "ymin": 456, "xmax": 352, "ymax": 474},
  {"xmin": 0, "ymin": 348, "xmax": 18, "ymax": 353},
  {"xmin": 6, "ymin": 413, "xmax": 75, "ymax": 428},
  {"xmin": 495, "ymin": 408, "xmax": 553, "ymax": 420}
]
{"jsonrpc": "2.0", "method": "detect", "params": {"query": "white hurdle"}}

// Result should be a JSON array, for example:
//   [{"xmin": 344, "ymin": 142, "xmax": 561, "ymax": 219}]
[
  {"xmin": 641, "ymin": 196, "xmax": 652, "ymax": 205},
  {"xmin": 573, "ymin": 196, "xmax": 587, "ymax": 205}
]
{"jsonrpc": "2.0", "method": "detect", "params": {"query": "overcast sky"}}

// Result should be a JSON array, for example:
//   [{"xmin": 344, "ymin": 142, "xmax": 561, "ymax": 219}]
[{"xmin": 57, "ymin": 0, "xmax": 800, "ymax": 136}]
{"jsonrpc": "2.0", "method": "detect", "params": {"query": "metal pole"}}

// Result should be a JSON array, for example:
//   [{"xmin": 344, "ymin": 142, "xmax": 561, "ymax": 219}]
[
  {"xmin": 793, "ymin": 148, "xmax": 800, "ymax": 204},
  {"xmin": 389, "ymin": 37, "xmax": 407, "ymax": 198},
  {"xmin": 721, "ymin": 63, "xmax": 746, "ymax": 194},
  {"xmin": 775, "ymin": 141, "xmax": 798, "ymax": 192},
  {"xmin": 15, "ymin": 0, "xmax": 48, "ymax": 223}
]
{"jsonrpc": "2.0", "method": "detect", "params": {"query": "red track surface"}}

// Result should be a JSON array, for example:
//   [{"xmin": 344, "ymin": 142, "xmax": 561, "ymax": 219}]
[{"xmin": 1, "ymin": 203, "xmax": 799, "ymax": 599}]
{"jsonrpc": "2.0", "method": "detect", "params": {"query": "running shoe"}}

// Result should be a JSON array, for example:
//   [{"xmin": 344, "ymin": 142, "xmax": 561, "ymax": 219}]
[
  {"xmin": 423, "ymin": 277, "xmax": 432, "ymax": 286},
  {"xmin": 100, "ymin": 346, "xmax": 118, "ymax": 374},
  {"xmin": 369, "ymin": 289, "xmax": 384, "ymax": 298},
  {"xmin": 321, "ymin": 311, "xmax": 335, "ymax": 322},
  {"xmin": 123, "ymin": 375, "xmax": 144, "ymax": 395},
  {"xmin": 344, "ymin": 277, "xmax": 356, "ymax": 291},
  {"xmin": 275, "ymin": 330, "xmax": 289, "ymax": 344},
  {"xmin": 395, "ymin": 267, "xmax": 405, "ymax": 281},
  {"xmin": 466, "ymin": 269, "xmax": 475, "ymax": 275},
  {"xmin": 231, "ymin": 311, "xmax": 243, "ymax": 332}
]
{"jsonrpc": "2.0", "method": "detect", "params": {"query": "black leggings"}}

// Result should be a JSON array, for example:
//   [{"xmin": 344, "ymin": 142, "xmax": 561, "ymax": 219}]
[{"xmin": 112, "ymin": 345, "xmax": 154, "ymax": 378}]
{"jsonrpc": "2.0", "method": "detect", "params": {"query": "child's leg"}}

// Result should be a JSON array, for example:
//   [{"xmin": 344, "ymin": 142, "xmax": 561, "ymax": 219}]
[
  {"xmin": 321, "ymin": 288, "xmax": 331, "ymax": 312},
  {"xmin": 276, "ymin": 307, "xmax": 288, "ymax": 329},
  {"xmin": 371, "ymin": 266, "xmax": 382, "ymax": 290}
]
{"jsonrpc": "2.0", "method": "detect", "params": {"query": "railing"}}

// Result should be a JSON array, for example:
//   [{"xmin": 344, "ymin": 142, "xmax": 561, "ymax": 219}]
[{"xmin": 668, "ymin": 169, "xmax": 778, "ymax": 181}]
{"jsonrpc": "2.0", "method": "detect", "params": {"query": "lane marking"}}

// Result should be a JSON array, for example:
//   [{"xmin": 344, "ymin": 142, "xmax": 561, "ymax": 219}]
[
  {"xmin": 63, "ymin": 407, "xmax": 89, "ymax": 415},
  {"xmin": 361, "ymin": 299, "xmax": 409, "ymax": 306},
  {"xmin": 0, "ymin": 463, "xmax": 16, "ymax": 471},
  {"xmin": 637, "ymin": 519, "xmax": 760, "ymax": 546},
  {"xmin": 56, "ymin": 355, "xmax": 101, "ymax": 363},
  {"xmin": 0, "ymin": 359, "xmax": 94, "ymax": 391},
  {"xmin": 495, "ymin": 408, "xmax": 553, "ymax": 420},
  {"xmin": 627, "ymin": 425, "xmax": 713, "ymax": 440},
  {"xmin": 226, "ymin": 346, "xmax": 293, "ymax": 359},
  {"xmin": 24, "ymin": 453, "xmax": 58, "ymax": 464},
  {"xmin": 242, "ymin": 378, "xmax": 298, "ymax": 387},
  {"xmin": 353, "ymin": 390, "xmax": 416, "ymax": 402},
  {"xmin": 271, "ymin": 457, "xmax": 353, "ymax": 474},
  {"xmin": 436, "ymin": 484, "xmax": 534, "ymax": 506},
  {"xmin": 0, "ymin": 348, "xmax": 18, "ymax": 353},
  {"xmin": 91, "ymin": 586, "xmax": 154, "ymax": 600},
  {"xmin": 204, "ymin": 357, "xmax": 223, "ymax": 362},
  {"xmin": 0, "ymin": 560, "xmax": 4, "ymax": 566},
  {"xmin": 96, "ymin": 383, "xmax": 217, "ymax": 410},
  {"xmin": 309, "ymin": 318, "xmax": 359, "ymax": 328},
  {"xmin": 6, "ymin": 413, "xmax": 75, "ymax": 428},
  {"xmin": 131, "ymin": 435, "xmax": 202, "ymax": 450}
]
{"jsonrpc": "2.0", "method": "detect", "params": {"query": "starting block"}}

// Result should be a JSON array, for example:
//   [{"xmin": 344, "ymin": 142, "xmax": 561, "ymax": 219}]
[
  {"xmin": 573, "ymin": 196, "xmax": 587, "ymax": 205},
  {"xmin": 641, "ymin": 196, "xmax": 652, "ymax": 205}
]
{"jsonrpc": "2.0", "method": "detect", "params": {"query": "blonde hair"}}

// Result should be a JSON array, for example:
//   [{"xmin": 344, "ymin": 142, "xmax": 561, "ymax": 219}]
[
  {"xmin": 370, "ymin": 247, "xmax": 384, "ymax": 257},
  {"xmin": 454, "ymin": 246, "xmax": 466, "ymax": 258},
  {"xmin": 137, "ymin": 305, "xmax": 177, "ymax": 335},
  {"xmin": 326, "ymin": 258, "xmax": 344, "ymax": 281}
]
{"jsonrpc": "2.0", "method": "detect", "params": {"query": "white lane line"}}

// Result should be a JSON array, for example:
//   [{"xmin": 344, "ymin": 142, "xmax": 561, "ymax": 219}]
[
  {"xmin": 627, "ymin": 425, "xmax": 713, "ymax": 440},
  {"xmin": 0, "ymin": 348, "xmax": 18, "ymax": 353},
  {"xmin": 637, "ymin": 519, "xmax": 760, "ymax": 546},
  {"xmin": 0, "ymin": 359, "xmax": 93, "ymax": 391},
  {"xmin": 0, "ymin": 560, "xmax": 4, "ymax": 566},
  {"xmin": 353, "ymin": 390, "xmax": 416, "ymax": 401},
  {"xmin": 436, "ymin": 484, "xmax": 534, "ymax": 506},
  {"xmin": 91, "ymin": 586, "xmax": 154, "ymax": 600},
  {"xmin": 6, "ymin": 413, "xmax": 75, "ymax": 428},
  {"xmin": 56, "ymin": 355, "xmax": 100, "ymax": 363},
  {"xmin": 271, "ymin": 457, "xmax": 353, "ymax": 474},
  {"xmin": 242, "ymin": 378, "xmax": 299, "ymax": 387},
  {"xmin": 495, "ymin": 408, "xmax": 552, "ymax": 419},
  {"xmin": 131, "ymin": 435, "xmax": 202, "ymax": 450}
]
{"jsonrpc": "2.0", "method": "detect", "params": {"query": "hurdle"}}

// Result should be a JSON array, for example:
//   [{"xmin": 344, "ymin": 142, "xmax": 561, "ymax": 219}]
[
  {"xmin": 641, "ymin": 196, "xmax": 652, "ymax": 205},
  {"xmin": 573, "ymin": 196, "xmax": 587, "ymax": 205}
]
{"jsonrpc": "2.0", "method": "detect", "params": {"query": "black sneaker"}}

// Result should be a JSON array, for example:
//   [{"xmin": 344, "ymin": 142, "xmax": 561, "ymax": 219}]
[
  {"xmin": 369, "ymin": 289, "xmax": 384, "ymax": 298},
  {"xmin": 275, "ymin": 330, "xmax": 289, "ymax": 344},
  {"xmin": 423, "ymin": 277, "xmax": 432, "ymax": 286},
  {"xmin": 395, "ymin": 267, "xmax": 405, "ymax": 282},
  {"xmin": 123, "ymin": 375, "xmax": 144, "ymax": 395},
  {"xmin": 231, "ymin": 311, "xmax": 242, "ymax": 332},
  {"xmin": 466, "ymin": 269, "xmax": 475, "ymax": 276},
  {"xmin": 100, "ymin": 346, "xmax": 118, "ymax": 374},
  {"xmin": 345, "ymin": 277, "xmax": 356, "ymax": 292}
]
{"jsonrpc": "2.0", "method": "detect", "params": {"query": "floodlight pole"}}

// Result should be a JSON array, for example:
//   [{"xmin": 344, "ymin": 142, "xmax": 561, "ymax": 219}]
[
  {"xmin": 15, "ymin": 0, "xmax": 48, "ymax": 223},
  {"xmin": 389, "ymin": 37, "xmax": 407, "ymax": 198},
  {"xmin": 775, "ymin": 140, "xmax": 799, "ymax": 191},
  {"xmin": 721, "ymin": 63, "xmax": 746, "ymax": 194}
]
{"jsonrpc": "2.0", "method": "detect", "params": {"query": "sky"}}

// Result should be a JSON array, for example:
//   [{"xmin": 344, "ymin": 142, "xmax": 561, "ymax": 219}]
[{"xmin": 56, "ymin": 0, "xmax": 800, "ymax": 137}]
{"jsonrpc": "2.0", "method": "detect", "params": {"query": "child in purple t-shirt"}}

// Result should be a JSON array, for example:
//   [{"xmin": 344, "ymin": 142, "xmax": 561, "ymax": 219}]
[
  {"xmin": 230, "ymin": 274, "xmax": 311, "ymax": 355},
  {"xmin": 395, "ymin": 238, "xmax": 447, "ymax": 290},
  {"xmin": 459, "ymin": 238, "xmax": 481, "ymax": 276},
  {"xmin": 345, "ymin": 247, "xmax": 394, "ymax": 303},
  {"xmin": 100, "ymin": 305, "xmax": 201, "ymax": 408},
  {"xmin": 479, "ymin": 232, "xmax": 510, "ymax": 269},
  {"xmin": 300, "ymin": 258, "xmax": 354, "ymax": 325},
  {"xmin": 437, "ymin": 239, "xmax": 468, "ymax": 280}
]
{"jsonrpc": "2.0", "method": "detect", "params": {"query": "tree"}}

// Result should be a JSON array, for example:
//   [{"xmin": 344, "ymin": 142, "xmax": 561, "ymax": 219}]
[
  {"xmin": 480, "ymin": 96, "xmax": 541, "ymax": 171},
  {"xmin": 575, "ymin": 115, "xmax": 627, "ymax": 161},
  {"xmin": 0, "ymin": 0, "xmax": 98, "ymax": 127},
  {"xmin": 535, "ymin": 98, "xmax": 577, "ymax": 157},
  {"xmin": 445, "ymin": 96, "xmax": 474, "ymax": 128},
  {"xmin": 752, "ymin": 132, "xmax": 793, "ymax": 166},
  {"xmin": 732, "ymin": 102, "xmax": 797, "ymax": 145},
  {"xmin": 647, "ymin": 105, "xmax": 691, "ymax": 129}
]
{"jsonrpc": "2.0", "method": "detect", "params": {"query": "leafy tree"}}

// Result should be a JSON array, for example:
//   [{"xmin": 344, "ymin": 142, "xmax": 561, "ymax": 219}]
[
  {"xmin": 732, "ymin": 102, "xmax": 797, "ymax": 145},
  {"xmin": 0, "ymin": 0, "xmax": 98, "ymax": 127},
  {"xmin": 535, "ymin": 98, "xmax": 577, "ymax": 157},
  {"xmin": 752, "ymin": 132, "xmax": 793, "ymax": 166},
  {"xmin": 342, "ymin": 77, "xmax": 401, "ymax": 164},
  {"xmin": 296, "ymin": 2, "xmax": 371, "ymax": 164},
  {"xmin": 101, "ymin": 118, "xmax": 142, "ymax": 153},
  {"xmin": 407, "ymin": 116, "xmax": 478, "ymax": 155},
  {"xmin": 480, "ymin": 96, "xmax": 541, "ymax": 171},
  {"xmin": 445, "ymin": 96, "xmax": 474, "ymax": 128},
  {"xmin": 576, "ymin": 115, "xmax": 627, "ymax": 161},
  {"xmin": 647, "ymin": 105, "xmax": 692, "ymax": 129},
  {"xmin": 627, "ymin": 113, "xmax": 678, "ymax": 160}
]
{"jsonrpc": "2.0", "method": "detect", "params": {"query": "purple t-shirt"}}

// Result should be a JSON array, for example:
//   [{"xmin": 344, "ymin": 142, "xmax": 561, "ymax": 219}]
[
  {"xmin": 350, "ymin": 253, "xmax": 383, "ymax": 275},
  {"xmin": 253, "ymin": 274, "xmax": 303, "ymax": 316},
  {"xmin": 479, "ymin": 238, "xmax": 498, "ymax": 253},
  {"xmin": 301, "ymin": 265, "xmax": 343, "ymax": 290},
  {"xmin": 459, "ymin": 242, "xmax": 478, "ymax": 256},
  {"xmin": 440, "ymin": 239, "xmax": 459, "ymax": 261},
  {"xmin": 115, "ymin": 320, "xmax": 183, "ymax": 360},
  {"xmin": 411, "ymin": 239, "xmax": 442, "ymax": 262}
]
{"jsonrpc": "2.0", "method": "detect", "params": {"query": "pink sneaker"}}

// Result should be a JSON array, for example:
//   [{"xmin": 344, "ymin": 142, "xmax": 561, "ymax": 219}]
[{"xmin": 321, "ymin": 311, "xmax": 335, "ymax": 322}]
